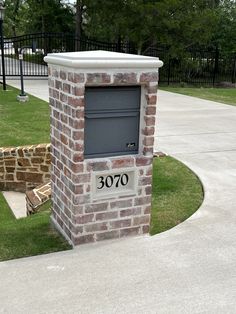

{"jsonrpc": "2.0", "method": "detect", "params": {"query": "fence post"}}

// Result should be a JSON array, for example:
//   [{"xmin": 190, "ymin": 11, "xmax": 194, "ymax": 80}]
[
  {"xmin": 167, "ymin": 58, "xmax": 171, "ymax": 85},
  {"xmin": 213, "ymin": 47, "xmax": 219, "ymax": 86},
  {"xmin": 231, "ymin": 56, "xmax": 236, "ymax": 84}
]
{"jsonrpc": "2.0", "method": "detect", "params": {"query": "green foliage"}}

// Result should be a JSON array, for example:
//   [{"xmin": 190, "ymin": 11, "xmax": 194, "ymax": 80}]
[
  {"xmin": 4, "ymin": 0, "xmax": 74, "ymax": 36},
  {"xmin": 3, "ymin": 1, "xmax": 236, "ymax": 64}
]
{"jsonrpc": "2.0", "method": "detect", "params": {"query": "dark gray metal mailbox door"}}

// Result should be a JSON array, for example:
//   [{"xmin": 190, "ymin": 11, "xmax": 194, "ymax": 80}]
[{"xmin": 84, "ymin": 86, "xmax": 141, "ymax": 158}]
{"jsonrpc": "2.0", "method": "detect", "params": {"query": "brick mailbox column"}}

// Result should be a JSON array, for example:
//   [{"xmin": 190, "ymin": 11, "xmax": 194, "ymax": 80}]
[{"xmin": 44, "ymin": 51, "xmax": 163, "ymax": 246}]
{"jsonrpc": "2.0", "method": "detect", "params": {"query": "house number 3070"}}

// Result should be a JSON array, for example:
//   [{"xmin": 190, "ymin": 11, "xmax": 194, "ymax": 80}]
[{"xmin": 97, "ymin": 174, "xmax": 129, "ymax": 189}]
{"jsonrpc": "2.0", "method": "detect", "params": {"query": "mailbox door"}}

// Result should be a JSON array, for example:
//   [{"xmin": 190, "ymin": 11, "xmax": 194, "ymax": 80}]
[{"xmin": 84, "ymin": 86, "xmax": 140, "ymax": 158}]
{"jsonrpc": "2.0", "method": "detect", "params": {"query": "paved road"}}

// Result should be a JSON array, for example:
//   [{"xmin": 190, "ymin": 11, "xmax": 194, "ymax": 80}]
[
  {"xmin": 1, "ymin": 86, "xmax": 236, "ymax": 314},
  {"xmin": 0, "ymin": 57, "xmax": 47, "ymax": 77}
]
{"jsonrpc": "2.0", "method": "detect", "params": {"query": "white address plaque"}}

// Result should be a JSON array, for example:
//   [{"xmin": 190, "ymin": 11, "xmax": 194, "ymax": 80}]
[{"xmin": 92, "ymin": 168, "xmax": 137, "ymax": 200}]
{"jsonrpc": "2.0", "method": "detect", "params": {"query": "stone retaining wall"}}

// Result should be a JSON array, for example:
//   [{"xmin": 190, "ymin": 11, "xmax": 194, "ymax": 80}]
[{"xmin": 0, "ymin": 144, "xmax": 51, "ymax": 192}]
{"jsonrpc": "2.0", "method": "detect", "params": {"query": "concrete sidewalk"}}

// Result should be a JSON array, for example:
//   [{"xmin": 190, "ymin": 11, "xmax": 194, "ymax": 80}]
[
  {"xmin": 7, "ymin": 77, "xmax": 49, "ymax": 102},
  {"xmin": 1, "ymin": 82, "xmax": 236, "ymax": 313}
]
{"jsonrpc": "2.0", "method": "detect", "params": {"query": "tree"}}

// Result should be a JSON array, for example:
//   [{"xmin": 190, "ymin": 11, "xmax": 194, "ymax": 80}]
[{"xmin": 81, "ymin": 0, "xmax": 219, "ymax": 55}]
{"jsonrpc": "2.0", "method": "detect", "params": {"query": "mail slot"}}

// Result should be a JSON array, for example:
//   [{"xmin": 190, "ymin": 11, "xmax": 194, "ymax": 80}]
[{"xmin": 84, "ymin": 86, "xmax": 141, "ymax": 158}]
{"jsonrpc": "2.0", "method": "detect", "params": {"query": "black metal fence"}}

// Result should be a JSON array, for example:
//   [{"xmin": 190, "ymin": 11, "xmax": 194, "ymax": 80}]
[{"xmin": 1, "ymin": 32, "xmax": 236, "ymax": 85}]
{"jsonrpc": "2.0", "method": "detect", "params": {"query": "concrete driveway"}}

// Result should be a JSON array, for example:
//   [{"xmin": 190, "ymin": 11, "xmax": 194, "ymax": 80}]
[{"xmin": 0, "ymin": 87, "xmax": 236, "ymax": 314}]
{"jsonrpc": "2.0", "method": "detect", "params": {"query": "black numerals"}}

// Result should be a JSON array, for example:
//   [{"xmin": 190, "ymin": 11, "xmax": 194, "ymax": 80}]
[{"xmin": 97, "ymin": 174, "xmax": 129, "ymax": 190}]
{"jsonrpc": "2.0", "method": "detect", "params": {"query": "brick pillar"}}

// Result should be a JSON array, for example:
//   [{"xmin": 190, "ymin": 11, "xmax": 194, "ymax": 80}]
[{"xmin": 44, "ymin": 51, "xmax": 163, "ymax": 246}]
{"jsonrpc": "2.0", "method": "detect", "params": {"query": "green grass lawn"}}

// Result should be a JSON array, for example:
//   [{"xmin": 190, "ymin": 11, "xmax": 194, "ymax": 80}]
[
  {"xmin": 0, "ymin": 196, "xmax": 72, "ymax": 262},
  {"xmin": 0, "ymin": 86, "xmax": 50, "ymax": 147},
  {"xmin": 0, "ymin": 156, "xmax": 203, "ymax": 261},
  {"xmin": 151, "ymin": 156, "xmax": 203, "ymax": 235},
  {"xmin": 161, "ymin": 87, "xmax": 236, "ymax": 106},
  {"xmin": 0, "ymin": 85, "xmax": 203, "ymax": 261}
]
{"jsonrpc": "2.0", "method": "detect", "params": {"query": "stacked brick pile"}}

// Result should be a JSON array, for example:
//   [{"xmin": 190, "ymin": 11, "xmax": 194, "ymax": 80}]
[
  {"xmin": 46, "ymin": 54, "xmax": 161, "ymax": 246},
  {"xmin": 0, "ymin": 144, "xmax": 51, "ymax": 192},
  {"xmin": 26, "ymin": 181, "xmax": 51, "ymax": 215}
]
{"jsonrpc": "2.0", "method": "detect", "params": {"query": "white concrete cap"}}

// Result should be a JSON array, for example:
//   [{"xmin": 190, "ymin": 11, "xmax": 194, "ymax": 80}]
[{"xmin": 44, "ymin": 50, "xmax": 163, "ymax": 69}]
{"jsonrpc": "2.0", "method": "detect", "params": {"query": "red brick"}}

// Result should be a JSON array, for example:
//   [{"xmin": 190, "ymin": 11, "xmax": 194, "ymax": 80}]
[
  {"xmin": 72, "ymin": 153, "xmax": 83, "ymax": 162},
  {"xmin": 52, "ymin": 68, "xmax": 59, "ymax": 78},
  {"xmin": 85, "ymin": 202, "xmax": 109, "ymax": 213},
  {"xmin": 68, "ymin": 72, "xmax": 85, "ymax": 83},
  {"xmin": 53, "ymin": 110, "xmax": 60, "ymax": 120},
  {"xmin": 68, "ymin": 97, "xmax": 84, "ymax": 108},
  {"xmin": 60, "ymin": 92, "xmax": 68, "ymax": 103},
  {"xmin": 48, "ymin": 78, "xmax": 54, "ymax": 87},
  {"xmin": 142, "ymin": 127, "xmax": 155, "ymax": 136},
  {"xmin": 96, "ymin": 230, "xmax": 119, "ymax": 241},
  {"xmin": 146, "ymin": 167, "xmax": 152, "ymax": 176},
  {"xmin": 133, "ymin": 215, "xmax": 150, "ymax": 226},
  {"xmin": 53, "ymin": 89, "xmax": 60, "ymax": 99},
  {"xmin": 147, "ymin": 84, "xmax": 158, "ymax": 94},
  {"xmin": 60, "ymin": 113, "xmax": 68, "ymax": 124},
  {"xmin": 144, "ymin": 116, "xmax": 156, "ymax": 126},
  {"xmin": 143, "ymin": 137, "xmax": 154, "ymax": 146},
  {"xmin": 110, "ymin": 199, "xmax": 133, "ymax": 209},
  {"xmin": 143, "ymin": 147, "xmax": 154, "ymax": 155},
  {"xmin": 110, "ymin": 219, "xmax": 131, "ymax": 229},
  {"xmin": 144, "ymin": 205, "xmax": 151, "ymax": 214},
  {"xmin": 62, "ymin": 125, "xmax": 71, "ymax": 137},
  {"xmin": 87, "ymin": 161, "xmax": 109, "ymax": 171},
  {"xmin": 146, "ymin": 106, "xmax": 156, "ymax": 115},
  {"xmin": 146, "ymin": 95, "xmax": 157, "ymax": 105},
  {"xmin": 69, "ymin": 118, "xmax": 84, "ymax": 130},
  {"xmin": 96, "ymin": 211, "xmax": 118, "ymax": 221},
  {"xmin": 136, "ymin": 157, "xmax": 152, "ymax": 167},
  {"xmin": 55, "ymin": 80, "xmax": 62, "ymax": 90},
  {"xmin": 142, "ymin": 225, "xmax": 150, "ymax": 234},
  {"xmin": 70, "ymin": 162, "xmax": 84, "ymax": 174},
  {"xmin": 113, "ymin": 73, "xmax": 137, "ymax": 84},
  {"xmin": 63, "ymin": 83, "xmax": 71, "ymax": 93},
  {"xmin": 64, "ymin": 167, "xmax": 72, "ymax": 179},
  {"xmin": 134, "ymin": 196, "xmax": 151, "ymax": 206},
  {"xmin": 111, "ymin": 157, "xmax": 134, "ymax": 169},
  {"xmin": 71, "ymin": 225, "xmax": 83, "ymax": 235},
  {"xmin": 72, "ymin": 131, "xmax": 84, "ymax": 140},
  {"xmin": 120, "ymin": 227, "xmax": 140, "ymax": 237},
  {"xmin": 140, "ymin": 72, "xmax": 158, "ymax": 82},
  {"xmin": 62, "ymin": 146, "xmax": 71, "ymax": 159},
  {"xmin": 120, "ymin": 207, "xmax": 141, "ymax": 217},
  {"xmin": 85, "ymin": 222, "xmax": 108, "ymax": 233},
  {"xmin": 60, "ymin": 134, "xmax": 68, "ymax": 146},
  {"xmin": 145, "ymin": 185, "xmax": 152, "ymax": 195},
  {"xmin": 75, "ymin": 213, "xmax": 94, "ymax": 224},
  {"xmin": 73, "ymin": 234, "xmax": 95, "ymax": 245},
  {"xmin": 60, "ymin": 70, "xmax": 67, "ymax": 80},
  {"xmin": 72, "ymin": 173, "xmax": 90, "ymax": 184},
  {"xmin": 69, "ymin": 141, "xmax": 84, "ymax": 152},
  {"xmin": 73, "ymin": 194, "xmax": 90, "ymax": 205},
  {"xmin": 72, "ymin": 86, "xmax": 84, "ymax": 96},
  {"xmin": 73, "ymin": 185, "xmax": 84, "ymax": 194},
  {"xmin": 87, "ymin": 73, "xmax": 111, "ymax": 84}
]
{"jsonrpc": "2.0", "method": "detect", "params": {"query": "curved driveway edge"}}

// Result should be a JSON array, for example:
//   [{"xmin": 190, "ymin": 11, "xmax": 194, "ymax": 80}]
[{"xmin": 0, "ymin": 87, "xmax": 236, "ymax": 313}]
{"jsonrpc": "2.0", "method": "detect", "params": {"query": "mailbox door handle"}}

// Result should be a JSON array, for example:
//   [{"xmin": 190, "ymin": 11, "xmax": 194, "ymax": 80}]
[{"xmin": 85, "ymin": 112, "xmax": 139, "ymax": 119}]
